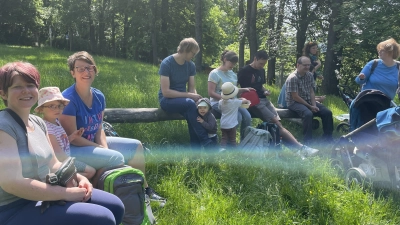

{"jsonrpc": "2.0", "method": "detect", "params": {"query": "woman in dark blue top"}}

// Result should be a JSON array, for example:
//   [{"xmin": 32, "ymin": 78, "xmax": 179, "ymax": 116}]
[{"xmin": 158, "ymin": 38, "xmax": 213, "ymax": 149}]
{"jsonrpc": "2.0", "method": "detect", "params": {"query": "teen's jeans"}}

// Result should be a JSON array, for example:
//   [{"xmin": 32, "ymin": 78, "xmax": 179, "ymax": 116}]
[
  {"xmin": 69, "ymin": 136, "xmax": 140, "ymax": 169},
  {"xmin": 160, "ymin": 97, "xmax": 212, "ymax": 148}
]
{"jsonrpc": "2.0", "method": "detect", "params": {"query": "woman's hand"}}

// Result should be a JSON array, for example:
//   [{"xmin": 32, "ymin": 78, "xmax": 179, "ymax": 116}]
[
  {"xmin": 68, "ymin": 128, "xmax": 84, "ymax": 143},
  {"xmin": 64, "ymin": 187, "xmax": 88, "ymax": 202},
  {"xmin": 188, "ymin": 93, "xmax": 202, "ymax": 102},
  {"xmin": 77, "ymin": 175, "xmax": 93, "ymax": 202},
  {"xmin": 358, "ymin": 73, "xmax": 365, "ymax": 80}
]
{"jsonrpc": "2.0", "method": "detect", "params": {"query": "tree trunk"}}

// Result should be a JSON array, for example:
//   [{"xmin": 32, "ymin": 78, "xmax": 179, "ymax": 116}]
[
  {"xmin": 266, "ymin": 0, "xmax": 276, "ymax": 85},
  {"xmin": 69, "ymin": 29, "xmax": 73, "ymax": 51},
  {"xmin": 87, "ymin": 0, "xmax": 95, "ymax": 52},
  {"xmin": 296, "ymin": 0, "xmax": 309, "ymax": 59},
  {"xmin": 149, "ymin": 0, "xmax": 158, "ymax": 64},
  {"xmin": 322, "ymin": 0, "xmax": 343, "ymax": 95},
  {"xmin": 246, "ymin": 0, "xmax": 258, "ymax": 60},
  {"xmin": 111, "ymin": 14, "xmax": 116, "ymax": 58},
  {"xmin": 98, "ymin": 0, "xmax": 109, "ymax": 55},
  {"xmin": 266, "ymin": 0, "xmax": 286, "ymax": 85},
  {"xmin": 122, "ymin": 13, "xmax": 129, "ymax": 59},
  {"xmin": 195, "ymin": 0, "xmax": 203, "ymax": 72},
  {"xmin": 160, "ymin": 0, "xmax": 169, "ymax": 59},
  {"xmin": 238, "ymin": 0, "xmax": 245, "ymax": 68}
]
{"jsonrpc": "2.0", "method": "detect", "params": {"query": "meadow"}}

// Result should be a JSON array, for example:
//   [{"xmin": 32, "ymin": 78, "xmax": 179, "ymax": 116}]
[{"xmin": 1, "ymin": 45, "xmax": 400, "ymax": 224}]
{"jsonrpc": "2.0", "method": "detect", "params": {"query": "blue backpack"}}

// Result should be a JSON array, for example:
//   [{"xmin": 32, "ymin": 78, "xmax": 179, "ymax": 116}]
[{"xmin": 277, "ymin": 83, "xmax": 287, "ymax": 109}]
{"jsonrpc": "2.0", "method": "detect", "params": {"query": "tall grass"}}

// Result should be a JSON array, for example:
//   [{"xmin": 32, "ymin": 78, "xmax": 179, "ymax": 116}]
[{"xmin": 1, "ymin": 45, "xmax": 400, "ymax": 224}]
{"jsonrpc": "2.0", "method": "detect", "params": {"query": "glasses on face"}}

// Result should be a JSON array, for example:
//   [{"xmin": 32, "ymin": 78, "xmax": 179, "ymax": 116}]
[
  {"xmin": 378, "ymin": 49, "xmax": 385, "ymax": 54},
  {"xmin": 42, "ymin": 104, "xmax": 66, "ymax": 111},
  {"xmin": 75, "ymin": 65, "xmax": 96, "ymax": 73},
  {"xmin": 301, "ymin": 64, "xmax": 311, "ymax": 67}
]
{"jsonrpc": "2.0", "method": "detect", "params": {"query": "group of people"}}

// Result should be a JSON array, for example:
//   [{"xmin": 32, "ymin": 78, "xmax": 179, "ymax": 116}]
[
  {"xmin": 158, "ymin": 38, "xmax": 334, "ymax": 156},
  {"xmin": 0, "ymin": 52, "xmax": 164, "ymax": 224},
  {"xmin": 1, "ymin": 36, "xmax": 398, "ymax": 224}
]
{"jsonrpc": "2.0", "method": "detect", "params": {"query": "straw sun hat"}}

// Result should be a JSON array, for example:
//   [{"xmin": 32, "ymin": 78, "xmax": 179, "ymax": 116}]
[
  {"xmin": 221, "ymin": 82, "xmax": 239, "ymax": 100},
  {"xmin": 34, "ymin": 87, "xmax": 70, "ymax": 112}
]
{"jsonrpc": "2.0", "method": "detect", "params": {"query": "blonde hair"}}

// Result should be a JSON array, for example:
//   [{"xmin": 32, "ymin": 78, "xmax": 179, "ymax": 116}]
[
  {"xmin": 377, "ymin": 38, "xmax": 400, "ymax": 59},
  {"xmin": 177, "ymin": 38, "xmax": 200, "ymax": 54}
]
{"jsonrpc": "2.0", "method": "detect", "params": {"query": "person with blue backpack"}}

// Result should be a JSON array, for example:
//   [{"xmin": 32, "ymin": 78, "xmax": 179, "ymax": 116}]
[
  {"xmin": 355, "ymin": 38, "xmax": 400, "ymax": 100},
  {"xmin": 349, "ymin": 38, "xmax": 400, "ymax": 131}
]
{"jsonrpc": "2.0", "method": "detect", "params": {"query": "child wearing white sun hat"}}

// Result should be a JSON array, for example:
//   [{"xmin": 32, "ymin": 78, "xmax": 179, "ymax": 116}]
[
  {"xmin": 218, "ymin": 82, "xmax": 250, "ymax": 148},
  {"xmin": 35, "ymin": 87, "xmax": 96, "ymax": 179}
]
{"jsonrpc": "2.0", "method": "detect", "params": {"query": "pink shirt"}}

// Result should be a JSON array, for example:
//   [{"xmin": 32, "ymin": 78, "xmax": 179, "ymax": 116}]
[{"xmin": 45, "ymin": 119, "xmax": 70, "ymax": 156}]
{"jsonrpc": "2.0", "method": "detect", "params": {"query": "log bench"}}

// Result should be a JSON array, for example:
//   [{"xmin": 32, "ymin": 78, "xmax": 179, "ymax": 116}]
[{"xmin": 103, "ymin": 108, "xmax": 319, "ymax": 129}]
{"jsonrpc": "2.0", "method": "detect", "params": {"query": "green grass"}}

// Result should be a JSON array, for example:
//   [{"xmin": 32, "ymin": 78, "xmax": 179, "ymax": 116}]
[{"xmin": 1, "ymin": 45, "xmax": 400, "ymax": 224}]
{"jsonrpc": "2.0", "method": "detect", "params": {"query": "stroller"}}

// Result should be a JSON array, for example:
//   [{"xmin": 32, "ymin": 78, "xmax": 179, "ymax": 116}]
[
  {"xmin": 335, "ymin": 85, "xmax": 358, "ymax": 133},
  {"xmin": 331, "ymin": 89, "xmax": 398, "ymax": 188}
]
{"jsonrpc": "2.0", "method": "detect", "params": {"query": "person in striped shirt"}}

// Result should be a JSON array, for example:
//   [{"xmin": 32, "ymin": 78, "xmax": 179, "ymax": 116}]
[{"xmin": 35, "ymin": 86, "xmax": 96, "ymax": 179}]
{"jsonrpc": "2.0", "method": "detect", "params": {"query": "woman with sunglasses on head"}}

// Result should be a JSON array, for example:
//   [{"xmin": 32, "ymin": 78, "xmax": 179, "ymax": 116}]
[
  {"xmin": 356, "ymin": 38, "xmax": 400, "ymax": 100},
  {"xmin": 0, "ymin": 62, "xmax": 124, "ymax": 225},
  {"xmin": 59, "ymin": 51, "xmax": 165, "ymax": 201}
]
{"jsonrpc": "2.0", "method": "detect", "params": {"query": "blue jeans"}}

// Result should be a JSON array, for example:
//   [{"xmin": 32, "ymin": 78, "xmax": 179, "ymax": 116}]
[
  {"xmin": 69, "ymin": 137, "xmax": 140, "ymax": 170},
  {"xmin": 212, "ymin": 103, "xmax": 252, "ymax": 140},
  {"xmin": 0, "ymin": 189, "xmax": 124, "ymax": 225},
  {"xmin": 160, "ymin": 97, "xmax": 212, "ymax": 148}
]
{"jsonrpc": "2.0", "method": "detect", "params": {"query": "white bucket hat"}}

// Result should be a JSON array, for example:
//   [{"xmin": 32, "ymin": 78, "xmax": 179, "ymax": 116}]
[
  {"xmin": 34, "ymin": 87, "xmax": 70, "ymax": 112},
  {"xmin": 221, "ymin": 82, "xmax": 238, "ymax": 100}
]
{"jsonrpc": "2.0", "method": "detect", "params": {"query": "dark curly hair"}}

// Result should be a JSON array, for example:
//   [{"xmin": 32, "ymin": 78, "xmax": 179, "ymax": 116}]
[{"xmin": 302, "ymin": 42, "xmax": 319, "ymax": 57}]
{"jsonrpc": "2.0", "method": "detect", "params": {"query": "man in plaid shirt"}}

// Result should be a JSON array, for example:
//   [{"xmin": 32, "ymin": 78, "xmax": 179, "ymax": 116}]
[{"xmin": 285, "ymin": 56, "xmax": 333, "ymax": 144}]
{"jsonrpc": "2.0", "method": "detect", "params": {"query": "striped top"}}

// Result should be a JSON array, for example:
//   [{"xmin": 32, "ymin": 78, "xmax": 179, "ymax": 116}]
[{"xmin": 45, "ymin": 119, "xmax": 70, "ymax": 156}]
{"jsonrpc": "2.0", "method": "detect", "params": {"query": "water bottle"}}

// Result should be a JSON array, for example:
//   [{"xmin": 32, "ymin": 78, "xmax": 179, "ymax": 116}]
[{"xmin": 344, "ymin": 94, "xmax": 352, "ymax": 105}]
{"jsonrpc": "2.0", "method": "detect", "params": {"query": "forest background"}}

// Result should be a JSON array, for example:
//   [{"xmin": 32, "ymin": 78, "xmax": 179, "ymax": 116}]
[{"xmin": 1, "ymin": 0, "xmax": 400, "ymax": 95}]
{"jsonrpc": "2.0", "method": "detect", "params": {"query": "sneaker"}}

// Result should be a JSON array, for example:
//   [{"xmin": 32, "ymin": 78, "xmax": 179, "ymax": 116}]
[
  {"xmin": 299, "ymin": 145, "xmax": 319, "ymax": 157},
  {"xmin": 145, "ymin": 186, "xmax": 166, "ymax": 202}
]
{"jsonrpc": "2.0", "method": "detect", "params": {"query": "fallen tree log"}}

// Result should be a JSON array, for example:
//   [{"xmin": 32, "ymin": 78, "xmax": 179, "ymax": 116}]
[{"xmin": 103, "ymin": 108, "xmax": 300, "ymax": 123}]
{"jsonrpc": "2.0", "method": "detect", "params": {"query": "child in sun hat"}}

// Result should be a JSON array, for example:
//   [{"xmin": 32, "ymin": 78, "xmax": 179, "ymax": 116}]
[
  {"xmin": 218, "ymin": 82, "xmax": 250, "ymax": 148},
  {"xmin": 196, "ymin": 98, "xmax": 218, "ymax": 147},
  {"xmin": 35, "ymin": 87, "xmax": 96, "ymax": 179}
]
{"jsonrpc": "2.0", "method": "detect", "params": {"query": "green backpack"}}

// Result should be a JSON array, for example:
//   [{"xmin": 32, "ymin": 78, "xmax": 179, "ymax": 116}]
[{"xmin": 94, "ymin": 165, "xmax": 155, "ymax": 225}]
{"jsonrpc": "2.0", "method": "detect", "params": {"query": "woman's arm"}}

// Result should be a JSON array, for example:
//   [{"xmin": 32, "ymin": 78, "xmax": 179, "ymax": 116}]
[
  {"xmin": 59, "ymin": 114, "xmax": 101, "ymax": 147},
  {"xmin": 313, "ymin": 59, "xmax": 321, "ymax": 72},
  {"xmin": 208, "ymin": 81, "xmax": 221, "ymax": 100},
  {"xmin": 49, "ymin": 134, "xmax": 69, "ymax": 162},
  {"xmin": 0, "ymin": 131, "xmax": 86, "ymax": 202},
  {"xmin": 94, "ymin": 112, "xmax": 108, "ymax": 148}
]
